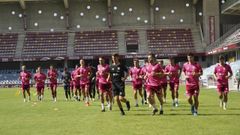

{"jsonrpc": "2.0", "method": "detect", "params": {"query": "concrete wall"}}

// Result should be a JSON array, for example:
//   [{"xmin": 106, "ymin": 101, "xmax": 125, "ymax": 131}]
[
  {"xmin": 25, "ymin": 1, "xmax": 66, "ymax": 30},
  {"xmin": 0, "ymin": 0, "xmax": 197, "ymax": 31},
  {"xmin": 220, "ymin": 15, "xmax": 240, "ymax": 35},
  {"xmin": 0, "ymin": 62, "xmax": 20, "ymax": 70},
  {"xmin": 0, "ymin": 3, "xmax": 24, "ymax": 32},
  {"xmin": 221, "ymin": 15, "xmax": 240, "ymax": 24},
  {"xmin": 154, "ymin": 0, "xmax": 194, "ymax": 25},
  {"xmin": 69, "ymin": 0, "xmax": 108, "ymax": 29},
  {"xmin": 195, "ymin": 0, "xmax": 203, "ymax": 24},
  {"xmin": 111, "ymin": 0, "xmax": 150, "ymax": 26},
  {"xmin": 203, "ymin": 0, "xmax": 220, "ymax": 45}
]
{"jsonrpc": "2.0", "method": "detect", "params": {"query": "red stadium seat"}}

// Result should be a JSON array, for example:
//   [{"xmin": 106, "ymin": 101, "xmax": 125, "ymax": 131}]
[
  {"xmin": 0, "ymin": 33, "xmax": 18, "ymax": 58},
  {"xmin": 147, "ymin": 28, "xmax": 195, "ymax": 54},
  {"xmin": 22, "ymin": 32, "xmax": 68, "ymax": 57},
  {"xmin": 74, "ymin": 30, "xmax": 118, "ymax": 56},
  {"xmin": 125, "ymin": 30, "xmax": 139, "ymax": 45}
]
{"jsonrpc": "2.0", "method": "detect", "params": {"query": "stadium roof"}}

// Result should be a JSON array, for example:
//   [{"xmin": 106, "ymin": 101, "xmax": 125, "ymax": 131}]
[
  {"xmin": 221, "ymin": 0, "xmax": 240, "ymax": 15},
  {"xmin": 0, "ymin": 0, "xmax": 199, "ymax": 10},
  {"xmin": 0, "ymin": 0, "xmax": 69, "ymax": 9}
]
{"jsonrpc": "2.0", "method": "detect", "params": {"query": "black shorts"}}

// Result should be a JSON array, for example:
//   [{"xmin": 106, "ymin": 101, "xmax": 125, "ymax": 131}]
[
  {"xmin": 22, "ymin": 84, "xmax": 30, "ymax": 90},
  {"xmin": 112, "ymin": 81, "xmax": 125, "ymax": 97},
  {"xmin": 64, "ymin": 85, "xmax": 70, "ymax": 91}
]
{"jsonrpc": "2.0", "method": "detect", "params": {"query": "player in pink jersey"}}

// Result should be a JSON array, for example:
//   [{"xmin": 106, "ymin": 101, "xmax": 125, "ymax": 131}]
[
  {"xmin": 34, "ymin": 67, "xmax": 47, "ymax": 101},
  {"xmin": 97, "ymin": 57, "xmax": 113, "ymax": 112},
  {"xmin": 145, "ymin": 53, "xmax": 164, "ymax": 115},
  {"xmin": 70, "ymin": 78, "xmax": 74, "ymax": 97},
  {"xmin": 141, "ymin": 59, "xmax": 148, "ymax": 104},
  {"xmin": 165, "ymin": 57, "xmax": 181, "ymax": 107},
  {"xmin": 182, "ymin": 53, "xmax": 202, "ymax": 116},
  {"xmin": 76, "ymin": 59, "xmax": 91, "ymax": 106},
  {"xmin": 159, "ymin": 60, "xmax": 168, "ymax": 103},
  {"xmin": 95, "ymin": 72, "xmax": 100, "ymax": 99},
  {"xmin": 47, "ymin": 65, "xmax": 58, "ymax": 102},
  {"xmin": 214, "ymin": 55, "xmax": 232, "ymax": 110},
  {"xmin": 129, "ymin": 59, "xmax": 144, "ymax": 107},
  {"xmin": 71, "ymin": 65, "xmax": 81, "ymax": 101},
  {"xmin": 19, "ymin": 65, "xmax": 32, "ymax": 102}
]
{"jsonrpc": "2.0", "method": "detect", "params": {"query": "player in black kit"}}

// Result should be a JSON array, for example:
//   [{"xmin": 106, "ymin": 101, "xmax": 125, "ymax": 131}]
[{"xmin": 109, "ymin": 53, "xmax": 130, "ymax": 115}]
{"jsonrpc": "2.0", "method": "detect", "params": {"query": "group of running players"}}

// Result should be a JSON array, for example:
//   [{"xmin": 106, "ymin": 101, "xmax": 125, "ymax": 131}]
[{"xmin": 19, "ymin": 53, "xmax": 233, "ymax": 116}]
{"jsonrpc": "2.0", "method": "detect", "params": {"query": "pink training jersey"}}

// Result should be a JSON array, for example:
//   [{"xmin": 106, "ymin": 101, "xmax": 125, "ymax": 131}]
[
  {"xmin": 77, "ymin": 66, "xmax": 90, "ymax": 85},
  {"xmin": 96, "ymin": 73, "xmax": 100, "ymax": 82},
  {"xmin": 182, "ymin": 62, "xmax": 202, "ymax": 86},
  {"xmin": 214, "ymin": 64, "xmax": 232, "ymax": 85},
  {"xmin": 71, "ymin": 69, "xmax": 79, "ymax": 85},
  {"xmin": 19, "ymin": 71, "xmax": 31, "ymax": 85},
  {"xmin": 141, "ymin": 65, "xmax": 147, "ymax": 75},
  {"xmin": 145, "ymin": 63, "xmax": 163, "ymax": 86},
  {"xmin": 160, "ymin": 67, "xmax": 167, "ymax": 84},
  {"xmin": 47, "ymin": 69, "xmax": 58, "ymax": 84},
  {"xmin": 95, "ymin": 72, "xmax": 100, "ymax": 86},
  {"xmin": 34, "ymin": 72, "xmax": 46, "ymax": 87},
  {"xmin": 129, "ymin": 66, "xmax": 143, "ymax": 85},
  {"xmin": 141, "ymin": 65, "xmax": 148, "ymax": 84},
  {"xmin": 165, "ymin": 64, "xmax": 181, "ymax": 83},
  {"xmin": 97, "ymin": 64, "xmax": 110, "ymax": 84}
]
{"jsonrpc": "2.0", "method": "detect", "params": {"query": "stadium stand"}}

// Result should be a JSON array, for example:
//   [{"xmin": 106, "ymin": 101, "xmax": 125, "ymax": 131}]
[
  {"xmin": 124, "ymin": 30, "xmax": 139, "ymax": 53},
  {"xmin": 125, "ymin": 30, "xmax": 139, "ymax": 45},
  {"xmin": 0, "ymin": 68, "xmax": 67, "ymax": 87},
  {"xmin": 202, "ymin": 60, "xmax": 240, "ymax": 90},
  {"xmin": 147, "ymin": 28, "xmax": 195, "ymax": 54},
  {"xmin": 22, "ymin": 32, "xmax": 68, "ymax": 57},
  {"xmin": 74, "ymin": 30, "xmax": 118, "ymax": 56},
  {"xmin": 0, "ymin": 0, "xmax": 239, "ymax": 88},
  {"xmin": 0, "ymin": 33, "xmax": 18, "ymax": 58}
]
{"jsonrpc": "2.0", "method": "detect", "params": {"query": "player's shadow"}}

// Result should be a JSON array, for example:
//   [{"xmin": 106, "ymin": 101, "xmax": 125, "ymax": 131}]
[
  {"xmin": 200, "ymin": 104, "xmax": 220, "ymax": 107},
  {"xmin": 132, "ymin": 113, "xmax": 240, "ymax": 116},
  {"xmin": 169, "ymin": 109, "xmax": 191, "ymax": 111},
  {"xmin": 164, "ymin": 104, "xmax": 191, "ymax": 108},
  {"xmin": 130, "ymin": 109, "xmax": 151, "ymax": 112},
  {"xmin": 132, "ymin": 113, "xmax": 194, "ymax": 116},
  {"xmin": 164, "ymin": 113, "xmax": 192, "ymax": 116},
  {"xmin": 132, "ymin": 113, "xmax": 161, "ymax": 116},
  {"xmin": 227, "ymin": 108, "xmax": 240, "ymax": 110},
  {"xmin": 164, "ymin": 104, "xmax": 218, "ymax": 108},
  {"xmin": 198, "ymin": 113, "xmax": 240, "ymax": 116}
]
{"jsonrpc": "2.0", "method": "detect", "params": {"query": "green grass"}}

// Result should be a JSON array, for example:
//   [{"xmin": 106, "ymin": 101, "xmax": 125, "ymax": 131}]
[{"xmin": 0, "ymin": 85, "xmax": 240, "ymax": 135}]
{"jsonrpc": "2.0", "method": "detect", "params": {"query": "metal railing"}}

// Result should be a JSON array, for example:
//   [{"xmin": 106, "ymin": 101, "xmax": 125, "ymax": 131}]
[
  {"xmin": 206, "ymin": 23, "xmax": 240, "ymax": 51},
  {"xmin": 197, "ymin": 22, "xmax": 204, "ymax": 43},
  {"xmin": 0, "ymin": 24, "xmax": 196, "ymax": 34},
  {"xmin": 221, "ymin": 0, "xmax": 240, "ymax": 13}
]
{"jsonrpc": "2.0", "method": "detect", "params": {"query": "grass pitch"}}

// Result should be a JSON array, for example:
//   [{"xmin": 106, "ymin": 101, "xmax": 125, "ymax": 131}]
[{"xmin": 0, "ymin": 85, "xmax": 240, "ymax": 135}]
